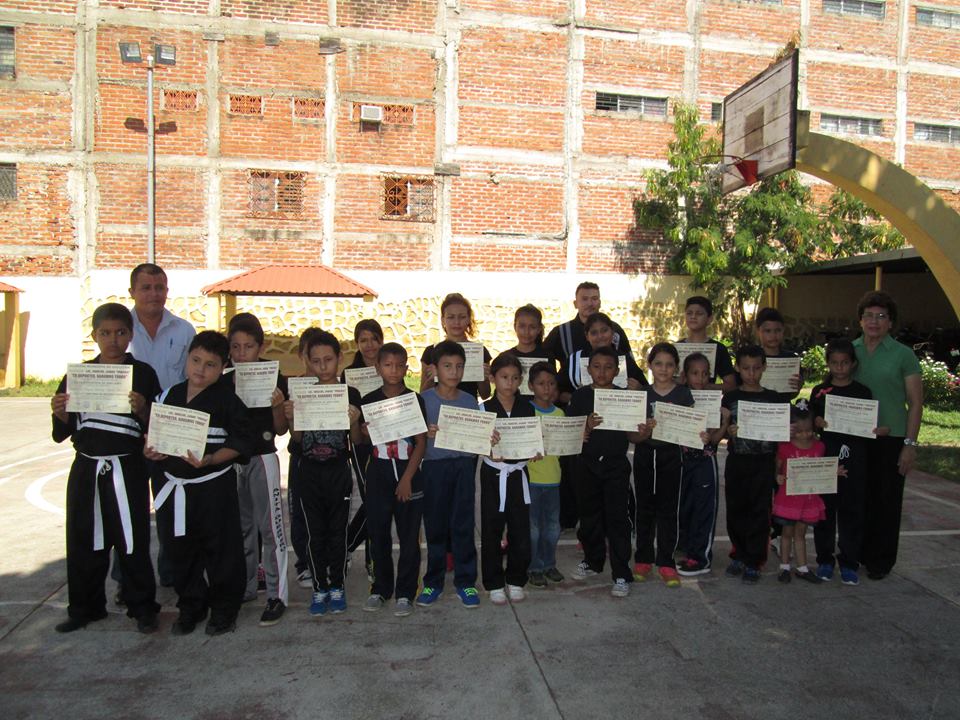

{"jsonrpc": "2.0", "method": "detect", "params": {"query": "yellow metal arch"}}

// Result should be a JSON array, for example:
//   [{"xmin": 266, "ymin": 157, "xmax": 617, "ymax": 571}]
[{"xmin": 795, "ymin": 116, "xmax": 960, "ymax": 317}]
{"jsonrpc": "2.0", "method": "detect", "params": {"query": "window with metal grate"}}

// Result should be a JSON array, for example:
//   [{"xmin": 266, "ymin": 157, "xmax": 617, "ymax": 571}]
[{"xmin": 383, "ymin": 176, "xmax": 435, "ymax": 222}]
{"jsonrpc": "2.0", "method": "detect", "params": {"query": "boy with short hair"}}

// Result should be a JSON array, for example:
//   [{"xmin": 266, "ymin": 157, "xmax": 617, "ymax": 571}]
[
  {"xmin": 417, "ymin": 340, "xmax": 484, "ymax": 608},
  {"xmin": 750, "ymin": 307, "xmax": 801, "ymax": 401},
  {"xmin": 354, "ymin": 342, "xmax": 427, "ymax": 617},
  {"xmin": 722, "ymin": 345, "xmax": 784, "ymax": 583},
  {"xmin": 146, "ymin": 331, "xmax": 255, "ymax": 636},
  {"xmin": 51, "ymin": 303, "xmax": 162, "ymax": 633},
  {"xmin": 283, "ymin": 330, "xmax": 362, "ymax": 617},
  {"xmin": 677, "ymin": 296, "xmax": 736, "ymax": 393}
]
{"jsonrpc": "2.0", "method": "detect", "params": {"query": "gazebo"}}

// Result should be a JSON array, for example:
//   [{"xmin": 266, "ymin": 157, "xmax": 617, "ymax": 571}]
[{"xmin": 1, "ymin": 280, "xmax": 23, "ymax": 389}]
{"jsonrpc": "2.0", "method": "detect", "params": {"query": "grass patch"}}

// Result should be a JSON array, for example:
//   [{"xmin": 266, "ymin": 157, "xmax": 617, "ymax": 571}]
[
  {"xmin": 917, "ymin": 406, "xmax": 960, "ymax": 483},
  {"xmin": 0, "ymin": 377, "xmax": 60, "ymax": 398}
]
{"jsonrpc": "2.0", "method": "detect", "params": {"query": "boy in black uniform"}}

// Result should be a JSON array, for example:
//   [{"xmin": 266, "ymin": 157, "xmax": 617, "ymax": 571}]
[
  {"xmin": 51, "ymin": 303, "xmax": 162, "ymax": 633},
  {"xmin": 146, "ymin": 331, "xmax": 254, "ymax": 636},
  {"xmin": 677, "ymin": 296, "xmax": 736, "ymax": 392}
]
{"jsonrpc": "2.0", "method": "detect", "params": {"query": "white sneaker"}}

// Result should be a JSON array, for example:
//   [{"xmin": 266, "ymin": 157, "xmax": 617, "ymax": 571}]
[
  {"xmin": 506, "ymin": 584, "xmax": 525, "ymax": 602},
  {"xmin": 611, "ymin": 578, "xmax": 630, "ymax": 598},
  {"xmin": 363, "ymin": 594, "xmax": 384, "ymax": 612},
  {"xmin": 573, "ymin": 561, "xmax": 598, "ymax": 580},
  {"xmin": 394, "ymin": 598, "xmax": 413, "ymax": 617},
  {"xmin": 489, "ymin": 588, "xmax": 508, "ymax": 605},
  {"xmin": 297, "ymin": 569, "xmax": 313, "ymax": 588}
]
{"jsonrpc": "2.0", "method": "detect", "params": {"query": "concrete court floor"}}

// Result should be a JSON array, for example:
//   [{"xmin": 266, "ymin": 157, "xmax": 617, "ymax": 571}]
[{"xmin": 0, "ymin": 397, "xmax": 958, "ymax": 720}]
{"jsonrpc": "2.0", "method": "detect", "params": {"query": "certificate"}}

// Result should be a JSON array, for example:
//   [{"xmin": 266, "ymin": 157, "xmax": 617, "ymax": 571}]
[
  {"xmin": 737, "ymin": 400, "xmax": 790, "ymax": 442},
  {"xmin": 540, "ymin": 416, "xmax": 586, "ymax": 456},
  {"xmin": 435, "ymin": 405, "xmax": 496, "ymax": 456},
  {"xmin": 66, "ymin": 363, "xmax": 133, "ymax": 413},
  {"xmin": 233, "ymin": 361, "xmax": 279, "ymax": 408},
  {"xmin": 147, "ymin": 404, "xmax": 209, "ymax": 459},
  {"xmin": 651, "ymin": 403, "xmax": 709, "ymax": 448},
  {"xmin": 593, "ymin": 388, "xmax": 647, "ymax": 433},
  {"xmin": 518, "ymin": 356, "xmax": 549, "ymax": 395},
  {"xmin": 761, "ymin": 357, "xmax": 801, "ymax": 395},
  {"xmin": 579, "ymin": 355, "xmax": 629, "ymax": 388},
  {"xmin": 690, "ymin": 389, "xmax": 723, "ymax": 428},
  {"xmin": 676, "ymin": 343, "xmax": 717, "ymax": 378},
  {"xmin": 787, "ymin": 456, "xmax": 838, "ymax": 495},
  {"xmin": 823, "ymin": 394, "xmax": 879, "ymax": 439},
  {"xmin": 459, "ymin": 342, "xmax": 486, "ymax": 383},
  {"xmin": 344, "ymin": 366, "xmax": 383, "ymax": 398},
  {"xmin": 364, "ymin": 393, "xmax": 427, "ymax": 446},
  {"xmin": 287, "ymin": 377, "xmax": 350, "ymax": 432},
  {"xmin": 493, "ymin": 416, "xmax": 544, "ymax": 459}
]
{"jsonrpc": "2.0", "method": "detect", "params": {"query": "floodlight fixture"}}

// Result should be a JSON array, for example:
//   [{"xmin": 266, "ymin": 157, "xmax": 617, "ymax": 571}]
[
  {"xmin": 154, "ymin": 44, "xmax": 176, "ymax": 66},
  {"xmin": 118, "ymin": 42, "xmax": 142, "ymax": 64}
]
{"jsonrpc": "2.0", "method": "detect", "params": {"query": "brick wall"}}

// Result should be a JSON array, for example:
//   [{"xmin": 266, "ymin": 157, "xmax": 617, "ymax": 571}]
[
  {"xmin": 701, "ymin": 0, "xmax": 801, "ymax": 43},
  {"xmin": 0, "ymin": 164, "xmax": 74, "ymax": 272}
]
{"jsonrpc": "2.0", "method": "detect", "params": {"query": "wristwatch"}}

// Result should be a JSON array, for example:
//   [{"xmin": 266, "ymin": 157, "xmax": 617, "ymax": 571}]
[{"xmin": 903, "ymin": 438, "xmax": 920, "ymax": 447}]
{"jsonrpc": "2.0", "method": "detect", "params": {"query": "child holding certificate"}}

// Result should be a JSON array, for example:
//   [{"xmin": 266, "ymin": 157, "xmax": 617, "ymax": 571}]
[
  {"xmin": 567, "ymin": 346, "xmax": 651, "ymax": 598},
  {"xmin": 632, "ymin": 343, "xmax": 695, "ymax": 588},
  {"xmin": 509, "ymin": 304, "xmax": 548, "ymax": 359},
  {"xmin": 558, "ymin": 312, "xmax": 646, "ymax": 402},
  {"xmin": 51, "ymin": 303, "xmax": 162, "ymax": 634},
  {"xmin": 773, "ymin": 404, "xmax": 828, "ymax": 584},
  {"xmin": 283, "ymin": 330, "xmax": 361, "ymax": 617},
  {"xmin": 677, "ymin": 296, "xmax": 736, "ymax": 392},
  {"xmin": 420, "ymin": 293, "xmax": 492, "ymax": 400},
  {"xmin": 354, "ymin": 342, "xmax": 427, "ymax": 617},
  {"xmin": 226, "ymin": 313, "xmax": 289, "ymax": 626},
  {"xmin": 479, "ymin": 353, "xmax": 537, "ymax": 605},
  {"xmin": 527, "ymin": 362, "xmax": 565, "ymax": 588},
  {"xmin": 146, "ymin": 331, "xmax": 255, "ymax": 636}
]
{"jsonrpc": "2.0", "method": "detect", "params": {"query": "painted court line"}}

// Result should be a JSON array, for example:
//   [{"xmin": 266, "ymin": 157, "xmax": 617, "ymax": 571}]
[
  {"xmin": 24, "ymin": 469, "xmax": 68, "ymax": 517},
  {"xmin": 0, "ymin": 449, "xmax": 72, "ymax": 474},
  {"xmin": 904, "ymin": 486, "xmax": 960, "ymax": 512}
]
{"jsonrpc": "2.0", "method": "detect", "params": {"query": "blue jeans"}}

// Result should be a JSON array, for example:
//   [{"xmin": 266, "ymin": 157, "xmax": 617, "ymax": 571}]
[
  {"xmin": 529, "ymin": 485, "xmax": 561, "ymax": 572},
  {"xmin": 421, "ymin": 456, "xmax": 478, "ymax": 591}
]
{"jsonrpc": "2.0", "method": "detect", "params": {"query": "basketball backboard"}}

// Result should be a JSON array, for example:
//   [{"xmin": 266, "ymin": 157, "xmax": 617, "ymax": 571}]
[{"xmin": 720, "ymin": 50, "xmax": 799, "ymax": 194}]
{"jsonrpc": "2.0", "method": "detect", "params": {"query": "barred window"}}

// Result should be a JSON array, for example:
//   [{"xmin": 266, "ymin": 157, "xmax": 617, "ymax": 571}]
[
  {"xmin": 914, "ymin": 123, "xmax": 960, "ymax": 144},
  {"xmin": 163, "ymin": 89, "xmax": 198, "ymax": 112},
  {"xmin": 293, "ymin": 97, "xmax": 324, "ymax": 119},
  {"xmin": 0, "ymin": 163, "xmax": 15, "ymax": 200},
  {"xmin": 229, "ymin": 94, "xmax": 263, "ymax": 115},
  {"xmin": 823, "ymin": 0, "xmax": 885, "ymax": 19},
  {"xmin": 595, "ymin": 92, "xmax": 668, "ymax": 117},
  {"xmin": 711, "ymin": 102, "xmax": 723, "ymax": 123},
  {"xmin": 820, "ymin": 113, "xmax": 883, "ymax": 136},
  {"xmin": 0, "ymin": 27, "xmax": 14, "ymax": 79},
  {"xmin": 248, "ymin": 171, "xmax": 305, "ymax": 217},
  {"xmin": 917, "ymin": 7, "xmax": 960, "ymax": 29},
  {"xmin": 383, "ymin": 176, "xmax": 435, "ymax": 222}
]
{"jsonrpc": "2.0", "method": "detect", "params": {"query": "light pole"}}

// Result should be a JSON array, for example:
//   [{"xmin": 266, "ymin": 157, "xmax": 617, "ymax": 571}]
[{"xmin": 119, "ymin": 42, "xmax": 176, "ymax": 264}]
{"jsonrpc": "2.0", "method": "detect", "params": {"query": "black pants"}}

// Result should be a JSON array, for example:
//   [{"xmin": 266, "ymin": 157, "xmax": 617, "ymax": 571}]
[
  {"xmin": 154, "ymin": 470, "xmax": 244, "ymax": 625},
  {"xmin": 679, "ymin": 453, "xmax": 719, "ymax": 566},
  {"xmin": 814, "ymin": 436, "xmax": 867, "ymax": 570},
  {"xmin": 347, "ymin": 443, "xmax": 371, "ymax": 558},
  {"xmin": 633, "ymin": 443, "xmax": 682, "ymax": 569},
  {"xmin": 575, "ymin": 454, "xmax": 632, "ymax": 582},
  {"xmin": 297, "ymin": 456, "xmax": 353, "ymax": 593},
  {"xmin": 66, "ymin": 454, "xmax": 158, "ymax": 621},
  {"xmin": 479, "ymin": 464, "xmax": 532, "ymax": 590},
  {"xmin": 366, "ymin": 458, "xmax": 423, "ymax": 601},
  {"xmin": 861, "ymin": 436, "xmax": 906, "ymax": 575},
  {"xmin": 287, "ymin": 453, "xmax": 308, "ymax": 574},
  {"xmin": 724, "ymin": 453, "xmax": 776, "ymax": 569}
]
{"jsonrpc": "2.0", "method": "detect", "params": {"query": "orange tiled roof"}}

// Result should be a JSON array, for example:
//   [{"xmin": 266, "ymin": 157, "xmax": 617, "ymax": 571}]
[
  {"xmin": 0, "ymin": 281, "xmax": 23, "ymax": 293},
  {"xmin": 201, "ymin": 265, "xmax": 376, "ymax": 298}
]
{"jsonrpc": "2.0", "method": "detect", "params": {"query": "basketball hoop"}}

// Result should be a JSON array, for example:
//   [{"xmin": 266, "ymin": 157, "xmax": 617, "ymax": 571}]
[{"xmin": 697, "ymin": 154, "xmax": 759, "ymax": 190}]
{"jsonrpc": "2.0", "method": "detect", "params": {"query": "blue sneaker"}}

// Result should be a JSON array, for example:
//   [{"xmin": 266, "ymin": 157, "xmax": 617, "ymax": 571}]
[
  {"xmin": 415, "ymin": 587, "xmax": 442, "ymax": 607},
  {"xmin": 328, "ymin": 587, "xmax": 346, "ymax": 613},
  {"xmin": 457, "ymin": 586, "xmax": 480, "ymax": 608},
  {"xmin": 741, "ymin": 566, "xmax": 760, "ymax": 584},
  {"xmin": 725, "ymin": 560, "xmax": 744, "ymax": 577},
  {"xmin": 840, "ymin": 567, "xmax": 860, "ymax": 586},
  {"xmin": 309, "ymin": 591, "xmax": 328, "ymax": 616},
  {"xmin": 817, "ymin": 563, "xmax": 834, "ymax": 582}
]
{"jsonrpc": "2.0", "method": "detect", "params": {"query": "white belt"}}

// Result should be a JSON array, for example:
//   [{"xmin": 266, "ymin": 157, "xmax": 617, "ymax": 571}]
[
  {"xmin": 80, "ymin": 453, "xmax": 134, "ymax": 554},
  {"xmin": 484, "ymin": 459, "xmax": 531, "ymax": 512},
  {"xmin": 154, "ymin": 466, "xmax": 232, "ymax": 537}
]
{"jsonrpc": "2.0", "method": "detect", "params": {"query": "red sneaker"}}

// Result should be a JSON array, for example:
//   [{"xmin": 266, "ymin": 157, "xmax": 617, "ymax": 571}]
[
  {"xmin": 633, "ymin": 562, "xmax": 653, "ymax": 581},
  {"xmin": 659, "ymin": 566, "xmax": 682, "ymax": 588}
]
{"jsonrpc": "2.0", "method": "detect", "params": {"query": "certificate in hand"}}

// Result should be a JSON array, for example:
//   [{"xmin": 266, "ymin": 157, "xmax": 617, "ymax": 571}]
[
  {"xmin": 737, "ymin": 400, "xmax": 790, "ymax": 442},
  {"xmin": 579, "ymin": 355, "xmax": 629, "ymax": 388},
  {"xmin": 364, "ymin": 393, "xmax": 427, "ymax": 446},
  {"xmin": 344, "ymin": 366, "xmax": 383, "ymax": 399},
  {"xmin": 651, "ymin": 403, "xmax": 708, "ymax": 448},
  {"xmin": 459, "ymin": 342, "xmax": 486, "ymax": 383},
  {"xmin": 824, "ymin": 394, "xmax": 879, "ymax": 439},
  {"xmin": 787, "ymin": 456, "xmax": 838, "ymax": 495},
  {"xmin": 435, "ymin": 405, "xmax": 496, "ymax": 456},
  {"xmin": 147, "ymin": 404, "xmax": 210, "ymax": 460},
  {"xmin": 761, "ymin": 357, "xmax": 801, "ymax": 394},
  {"xmin": 593, "ymin": 388, "xmax": 647, "ymax": 433},
  {"xmin": 287, "ymin": 377, "xmax": 350, "ymax": 432},
  {"xmin": 540, "ymin": 416, "xmax": 586, "ymax": 456},
  {"xmin": 676, "ymin": 343, "xmax": 717, "ymax": 378},
  {"xmin": 66, "ymin": 363, "xmax": 133, "ymax": 414},
  {"xmin": 518, "ymin": 356, "xmax": 549, "ymax": 396},
  {"xmin": 233, "ymin": 360, "xmax": 279, "ymax": 408},
  {"xmin": 493, "ymin": 417, "xmax": 544, "ymax": 459},
  {"xmin": 690, "ymin": 389, "xmax": 723, "ymax": 428}
]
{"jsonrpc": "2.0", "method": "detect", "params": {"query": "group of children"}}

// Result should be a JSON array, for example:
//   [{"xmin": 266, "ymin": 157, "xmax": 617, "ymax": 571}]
[{"xmin": 52, "ymin": 290, "xmax": 872, "ymax": 636}]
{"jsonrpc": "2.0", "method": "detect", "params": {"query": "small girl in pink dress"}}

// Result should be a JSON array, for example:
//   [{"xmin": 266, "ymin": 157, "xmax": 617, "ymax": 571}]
[{"xmin": 774, "ymin": 404, "xmax": 832, "ymax": 584}]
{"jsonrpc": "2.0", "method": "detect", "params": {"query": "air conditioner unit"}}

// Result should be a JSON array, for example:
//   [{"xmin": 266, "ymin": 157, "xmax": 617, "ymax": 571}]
[{"xmin": 360, "ymin": 105, "xmax": 383, "ymax": 123}]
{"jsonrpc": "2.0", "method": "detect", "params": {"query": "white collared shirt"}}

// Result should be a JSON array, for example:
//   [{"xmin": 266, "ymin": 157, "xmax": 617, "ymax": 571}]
[{"xmin": 130, "ymin": 308, "xmax": 196, "ymax": 390}]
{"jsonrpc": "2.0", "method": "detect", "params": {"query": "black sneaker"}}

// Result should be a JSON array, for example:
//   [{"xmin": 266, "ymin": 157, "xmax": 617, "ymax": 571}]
[
  {"xmin": 55, "ymin": 610, "xmax": 107, "ymax": 634},
  {"xmin": 205, "ymin": 617, "xmax": 237, "ymax": 636},
  {"xmin": 741, "ymin": 566, "xmax": 760, "ymax": 584},
  {"xmin": 794, "ymin": 569, "xmax": 823, "ymax": 584},
  {"xmin": 867, "ymin": 569, "xmax": 889, "ymax": 581},
  {"xmin": 528, "ymin": 571, "xmax": 547, "ymax": 588},
  {"xmin": 259, "ymin": 598, "xmax": 286, "ymax": 627},
  {"xmin": 777, "ymin": 569, "xmax": 792, "ymax": 584},
  {"xmin": 544, "ymin": 567, "xmax": 565, "ymax": 583},
  {"xmin": 170, "ymin": 617, "xmax": 197, "ymax": 636},
  {"xmin": 136, "ymin": 612, "xmax": 159, "ymax": 634}
]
